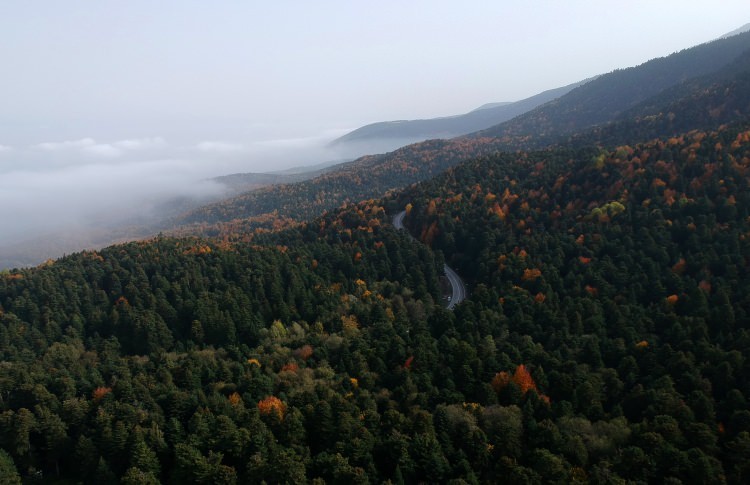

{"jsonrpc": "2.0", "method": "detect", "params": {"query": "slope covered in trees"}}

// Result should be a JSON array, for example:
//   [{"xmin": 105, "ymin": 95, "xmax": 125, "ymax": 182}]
[
  {"xmin": 169, "ymin": 32, "xmax": 750, "ymax": 243},
  {"xmin": 3, "ymin": 121, "xmax": 750, "ymax": 482},
  {"xmin": 392, "ymin": 122, "xmax": 750, "ymax": 482},
  {"xmin": 573, "ymin": 48, "xmax": 750, "ymax": 149},
  {"xmin": 476, "ymin": 30, "xmax": 750, "ymax": 143},
  {"xmin": 0, "ymin": 201, "xmax": 449, "ymax": 482},
  {"xmin": 170, "ymin": 137, "xmax": 507, "ymax": 239},
  {"xmin": 4, "ymin": 28, "xmax": 750, "ymax": 484}
]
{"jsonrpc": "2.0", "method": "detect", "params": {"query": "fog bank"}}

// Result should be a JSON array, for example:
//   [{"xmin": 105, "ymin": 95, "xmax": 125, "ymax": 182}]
[{"xmin": 0, "ymin": 126, "xmax": 390, "ymax": 268}]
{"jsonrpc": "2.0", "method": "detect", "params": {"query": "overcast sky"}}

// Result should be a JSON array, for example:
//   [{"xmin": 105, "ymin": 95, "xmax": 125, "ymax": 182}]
[
  {"xmin": 0, "ymin": 1, "xmax": 749, "ymax": 254},
  {"xmin": 2, "ymin": 1, "xmax": 749, "ymax": 144}
]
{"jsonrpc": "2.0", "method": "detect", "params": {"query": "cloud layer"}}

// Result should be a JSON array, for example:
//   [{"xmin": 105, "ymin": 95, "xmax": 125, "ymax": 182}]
[{"xmin": 0, "ymin": 129, "xmax": 366, "ymax": 257}]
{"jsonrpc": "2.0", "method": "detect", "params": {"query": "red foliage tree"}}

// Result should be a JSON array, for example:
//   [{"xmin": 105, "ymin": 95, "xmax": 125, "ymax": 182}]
[{"xmin": 512, "ymin": 364, "xmax": 537, "ymax": 394}]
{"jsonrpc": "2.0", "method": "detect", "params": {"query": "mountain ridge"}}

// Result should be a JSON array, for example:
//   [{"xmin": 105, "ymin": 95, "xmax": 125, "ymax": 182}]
[
  {"xmin": 167, "ymin": 31, "xmax": 750, "ymax": 241},
  {"xmin": 329, "ymin": 78, "xmax": 591, "ymax": 149},
  {"xmin": 4, "ymin": 26, "xmax": 750, "ymax": 268},
  {"xmin": 474, "ymin": 30, "xmax": 750, "ymax": 143}
]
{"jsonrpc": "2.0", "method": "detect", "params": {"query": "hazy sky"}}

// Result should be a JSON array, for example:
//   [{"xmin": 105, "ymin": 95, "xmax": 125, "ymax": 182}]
[
  {"xmin": 0, "ymin": 1, "xmax": 749, "ymax": 254},
  {"xmin": 2, "ymin": 1, "xmax": 749, "ymax": 143}
]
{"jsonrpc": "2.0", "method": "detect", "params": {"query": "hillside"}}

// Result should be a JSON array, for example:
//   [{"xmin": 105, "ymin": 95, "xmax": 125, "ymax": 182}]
[
  {"xmin": 330, "ymin": 79, "xmax": 587, "ymax": 150},
  {"xmin": 2, "ymin": 122, "xmax": 750, "ymax": 481},
  {"xmin": 721, "ymin": 22, "xmax": 750, "ymax": 39},
  {"xmin": 390, "ymin": 122, "xmax": 750, "ymax": 482},
  {"xmin": 169, "ymin": 137, "xmax": 508, "ymax": 239},
  {"xmin": 212, "ymin": 172, "xmax": 306, "ymax": 194},
  {"xmin": 169, "ymin": 32, "xmax": 750, "ymax": 241},
  {"xmin": 214, "ymin": 158, "xmax": 350, "ymax": 195},
  {"xmin": 476, "ymin": 30, "xmax": 750, "ymax": 143},
  {"xmin": 4, "ymin": 28, "xmax": 738, "ymax": 262}
]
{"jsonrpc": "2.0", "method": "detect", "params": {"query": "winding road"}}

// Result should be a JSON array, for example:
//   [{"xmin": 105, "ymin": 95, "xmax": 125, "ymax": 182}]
[{"xmin": 392, "ymin": 210, "xmax": 467, "ymax": 309}]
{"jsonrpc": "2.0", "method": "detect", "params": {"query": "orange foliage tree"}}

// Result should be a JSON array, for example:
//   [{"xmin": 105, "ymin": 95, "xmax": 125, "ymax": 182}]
[
  {"xmin": 512, "ymin": 364, "xmax": 537, "ymax": 394},
  {"xmin": 491, "ymin": 364, "xmax": 550, "ymax": 403},
  {"xmin": 522, "ymin": 268, "xmax": 542, "ymax": 281},
  {"xmin": 228, "ymin": 392, "xmax": 242, "ymax": 407},
  {"xmin": 92, "ymin": 386, "xmax": 112, "ymax": 402},
  {"xmin": 258, "ymin": 396, "xmax": 286, "ymax": 420}
]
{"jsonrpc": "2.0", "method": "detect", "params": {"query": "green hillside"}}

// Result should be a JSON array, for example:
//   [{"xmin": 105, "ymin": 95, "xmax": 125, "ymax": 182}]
[{"xmin": 3, "ymin": 122, "xmax": 750, "ymax": 481}]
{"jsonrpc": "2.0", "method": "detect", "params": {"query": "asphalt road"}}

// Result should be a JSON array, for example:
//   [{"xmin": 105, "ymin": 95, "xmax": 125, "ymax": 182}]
[
  {"xmin": 392, "ymin": 210, "xmax": 467, "ymax": 309},
  {"xmin": 443, "ymin": 264, "xmax": 466, "ymax": 310},
  {"xmin": 392, "ymin": 210, "xmax": 408, "ymax": 232}
]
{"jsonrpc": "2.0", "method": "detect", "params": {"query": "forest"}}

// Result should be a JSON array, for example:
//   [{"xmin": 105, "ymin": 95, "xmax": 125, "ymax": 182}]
[
  {"xmin": 168, "ymin": 32, "xmax": 750, "ymax": 247},
  {"xmin": 171, "ymin": 137, "xmax": 508, "ymax": 240},
  {"xmin": 1, "ymin": 121, "xmax": 750, "ymax": 482}
]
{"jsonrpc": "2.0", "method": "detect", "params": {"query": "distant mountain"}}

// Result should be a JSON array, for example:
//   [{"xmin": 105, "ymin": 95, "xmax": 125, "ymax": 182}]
[
  {"xmin": 213, "ymin": 172, "xmax": 306, "ymax": 195},
  {"xmin": 0, "ymin": 159, "xmax": 351, "ymax": 269},
  {"xmin": 329, "ymin": 79, "xmax": 589, "ymax": 150},
  {"xmin": 720, "ymin": 22, "xmax": 750, "ymax": 39},
  {"xmin": 475, "ymin": 31, "xmax": 750, "ymax": 144},
  {"xmin": 168, "ymin": 30, "xmax": 750, "ymax": 240},
  {"xmin": 215, "ymin": 159, "xmax": 350, "ymax": 194},
  {"xmin": 471, "ymin": 102, "xmax": 513, "ymax": 111},
  {"xmin": 268, "ymin": 158, "xmax": 350, "ymax": 175}
]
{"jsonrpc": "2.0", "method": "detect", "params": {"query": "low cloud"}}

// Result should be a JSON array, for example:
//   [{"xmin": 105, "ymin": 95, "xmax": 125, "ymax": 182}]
[
  {"xmin": 113, "ymin": 137, "xmax": 166, "ymax": 150},
  {"xmin": 36, "ymin": 138, "xmax": 97, "ymax": 151},
  {"xmin": 196, "ymin": 141, "xmax": 247, "ymax": 153},
  {"xmin": 0, "ymin": 126, "xmax": 391, "ymax": 267},
  {"xmin": 0, "ymin": 155, "xmax": 225, "ymax": 246},
  {"xmin": 83, "ymin": 144, "xmax": 123, "ymax": 158},
  {"xmin": 33, "ymin": 137, "xmax": 169, "ymax": 160}
]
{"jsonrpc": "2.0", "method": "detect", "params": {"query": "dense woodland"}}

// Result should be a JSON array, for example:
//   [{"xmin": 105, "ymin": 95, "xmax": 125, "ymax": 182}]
[
  {"xmin": 4, "ymin": 30, "xmax": 750, "ymax": 484},
  {"xmin": 172, "ymin": 137, "xmax": 507, "ymax": 239},
  {"xmin": 0, "ymin": 202, "xmax": 446, "ymax": 483},
  {"xmin": 397, "ymin": 123, "xmax": 750, "ymax": 483},
  {"xmin": 1, "ymin": 121, "xmax": 750, "ymax": 482}
]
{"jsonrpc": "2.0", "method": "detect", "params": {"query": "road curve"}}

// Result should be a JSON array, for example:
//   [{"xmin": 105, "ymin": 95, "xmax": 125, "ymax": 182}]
[
  {"xmin": 392, "ymin": 210, "xmax": 408, "ymax": 231},
  {"xmin": 392, "ymin": 210, "xmax": 467, "ymax": 309},
  {"xmin": 443, "ymin": 264, "xmax": 466, "ymax": 310}
]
